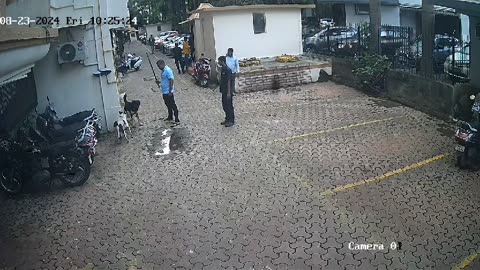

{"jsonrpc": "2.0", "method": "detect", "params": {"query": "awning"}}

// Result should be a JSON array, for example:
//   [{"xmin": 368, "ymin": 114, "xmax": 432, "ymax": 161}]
[
  {"xmin": 434, "ymin": 0, "xmax": 480, "ymax": 15},
  {"xmin": 0, "ymin": 44, "xmax": 50, "ymax": 86}
]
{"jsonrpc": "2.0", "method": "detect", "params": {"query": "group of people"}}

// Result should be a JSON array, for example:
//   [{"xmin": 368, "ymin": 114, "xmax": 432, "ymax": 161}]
[
  {"xmin": 148, "ymin": 34, "xmax": 194, "ymax": 75},
  {"xmin": 154, "ymin": 46, "xmax": 240, "ymax": 128}
]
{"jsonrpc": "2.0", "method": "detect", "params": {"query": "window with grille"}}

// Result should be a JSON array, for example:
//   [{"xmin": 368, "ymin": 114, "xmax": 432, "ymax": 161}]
[{"xmin": 253, "ymin": 13, "xmax": 266, "ymax": 34}]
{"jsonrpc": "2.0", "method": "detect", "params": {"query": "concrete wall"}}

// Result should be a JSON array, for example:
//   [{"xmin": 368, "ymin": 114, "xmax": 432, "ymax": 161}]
[
  {"xmin": 211, "ymin": 9, "xmax": 303, "ymax": 60},
  {"xmin": 345, "ymin": 3, "xmax": 400, "ymax": 26},
  {"xmin": 145, "ymin": 23, "xmax": 172, "ymax": 37},
  {"xmin": 33, "ymin": 25, "xmax": 120, "ymax": 132},
  {"xmin": 237, "ymin": 63, "xmax": 329, "ymax": 92},
  {"xmin": 5, "ymin": 0, "xmax": 49, "ymax": 18},
  {"xmin": 470, "ymin": 16, "xmax": 480, "ymax": 89},
  {"xmin": 386, "ymin": 70, "xmax": 454, "ymax": 119}
]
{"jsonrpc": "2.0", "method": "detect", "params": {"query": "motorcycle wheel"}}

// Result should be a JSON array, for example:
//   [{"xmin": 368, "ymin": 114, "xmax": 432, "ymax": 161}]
[
  {"xmin": 135, "ymin": 67, "xmax": 140, "ymax": 71},
  {"xmin": 1, "ymin": 168, "xmax": 22, "ymax": 194},
  {"xmin": 456, "ymin": 151, "xmax": 469, "ymax": 169},
  {"xmin": 200, "ymin": 78, "xmax": 209, "ymax": 88},
  {"xmin": 60, "ymin": 155, "xmax": 91, "ymax": 187}
]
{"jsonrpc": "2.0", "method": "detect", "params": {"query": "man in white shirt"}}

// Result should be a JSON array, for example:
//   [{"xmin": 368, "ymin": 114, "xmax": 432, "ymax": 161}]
[{"xmin": 226, "ymin": 48, "xmax": 240, "ymax": 94}]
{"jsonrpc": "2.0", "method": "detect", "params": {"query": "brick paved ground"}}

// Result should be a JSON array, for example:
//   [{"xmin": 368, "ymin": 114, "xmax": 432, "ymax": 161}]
[{"xmin": 1, "ymin": 41, "xmax": 480, "ymax": 270}]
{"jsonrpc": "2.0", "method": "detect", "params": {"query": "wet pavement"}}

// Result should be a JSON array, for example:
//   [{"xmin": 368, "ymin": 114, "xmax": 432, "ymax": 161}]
[{"xmin": 1, "ymin": 41, "xmax": 480, "ymax": 270}]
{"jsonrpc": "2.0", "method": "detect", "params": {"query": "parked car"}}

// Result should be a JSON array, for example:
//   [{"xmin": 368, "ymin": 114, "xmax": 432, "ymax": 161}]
[
  {"xmin": 395, "ymin": 34, "xmax": 460, "ymax": 72},
  {"xmin": 155, "ymin": 33, "xmax": 177, "ymax": 49},
  {"xmin": 444, "ymin": 43, "xmax": 470, "ymax": 83},
  {"xmin": 319, "ymin": 18, "xmax": 334, "ymax": 28},
  {"xmin": 138, "ymin": 34, "xmax": 146, "ymax": 44},
  {"xmin": 303, "ymin": 26, "xmax": 357, "ymax": 53},
  {"xmin": 166, "ymin": 37, "xmax": 185, "ymax": 56}
]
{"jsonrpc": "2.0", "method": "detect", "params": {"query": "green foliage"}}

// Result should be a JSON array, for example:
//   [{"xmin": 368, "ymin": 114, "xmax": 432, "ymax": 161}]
[{"xmin": 353, "ymin": 54, "xmax": 391, "ymax": 91}]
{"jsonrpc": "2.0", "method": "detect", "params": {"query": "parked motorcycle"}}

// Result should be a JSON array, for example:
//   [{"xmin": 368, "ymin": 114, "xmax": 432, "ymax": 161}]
[
  {"xmin": 192, "ymin": 56, "xmax": 211, "ymax": 87},
  {"xmin": 0, "ymin": 128, "xmax": 92, "ymax": 194},
  {"xmin": 117, "ymin": 53, "xmax": 143, "ymax": 76},
  {"xmin": 454, "ymin": 93, "xmax": 480, "ymax": 169},
  {"xmin": 41, "ymin": 97, "xmax": 101, "ymax": 140}
]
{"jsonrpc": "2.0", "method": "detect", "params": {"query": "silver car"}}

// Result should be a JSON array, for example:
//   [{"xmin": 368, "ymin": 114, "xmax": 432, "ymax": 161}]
[
  {"xmin": 303, "ymin": 27, "xmax": 357, "ymax": 53},
  {"xmin": 444, "ymin": 43, "xmax": 470, "ymax": 82}
]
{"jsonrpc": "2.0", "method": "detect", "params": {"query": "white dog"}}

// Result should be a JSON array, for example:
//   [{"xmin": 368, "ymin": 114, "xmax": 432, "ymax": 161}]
[{"xmin": 113, "ymin": 111, "xmax": 131, "ymax": 142}]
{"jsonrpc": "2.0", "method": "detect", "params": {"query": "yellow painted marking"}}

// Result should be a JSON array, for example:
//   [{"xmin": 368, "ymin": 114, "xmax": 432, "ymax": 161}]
[
  {"xmin": 320, "ymin": 154, "xmax": 449, "ymax": 196},
  {"xmin": 452, "ymin": 251, "xmax": 480, "ymax": 270},
  {"xmin": 274, "ymin": 116, "xmax": 404, "ymax": 142}
]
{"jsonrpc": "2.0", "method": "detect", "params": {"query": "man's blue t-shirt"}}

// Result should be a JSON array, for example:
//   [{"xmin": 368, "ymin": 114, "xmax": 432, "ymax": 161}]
[{"xmin": 161, "ymin": 66, "xmax": 175, "ymax": 95}]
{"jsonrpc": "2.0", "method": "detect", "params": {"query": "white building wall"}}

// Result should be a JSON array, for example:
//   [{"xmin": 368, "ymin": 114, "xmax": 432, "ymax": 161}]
[
  {"xmin": 33, "ymin": 0, "xmax": 122, "ymax": 131},
  {"xmin": 145, "ymin": 23, "xmax": 172, "ymax": 37},
  {"xmin": 345, "ymin": 4, "xmax": 400, "ymax": 26},
  {"xmin": 470, "ymin": 16, "xmax": 480, "ymax": 88},
  {"xmin": 400, "ymin": 9, "xmax": 418, "ymax": 38},
  {"xmin": 461, "ymin": 14, "xmax": 470, "ymax": 42},
  {"xmin": 212, "ymin": 9, "xmax": 303, "ymax": 60}
]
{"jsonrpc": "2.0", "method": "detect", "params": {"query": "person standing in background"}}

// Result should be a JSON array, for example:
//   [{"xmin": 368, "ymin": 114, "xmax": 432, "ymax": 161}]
[
  {"xmin": 226, "ymin": 48, "xmax": 240, "ymax": 94},
  {"xmin": 182, "ymin": 37, "xmax": 191, "ymax": 69},
  {"xmin": 172, "ymin": 43, "xmax": 184, "ymax": 74},
  {"xmin": 217, "ymin": 56, "xmax": 235, "ymax": 127},
  {"xmin": 148, "ymin": 34, "xmax": 155, "ymax": 54}
]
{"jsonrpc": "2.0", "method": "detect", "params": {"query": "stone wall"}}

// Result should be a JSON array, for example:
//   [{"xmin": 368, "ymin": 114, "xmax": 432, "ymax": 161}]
[
  {"xmin": 237, "ymin": 64, "xmax": 329, "ymax": 93},
  {"xmin": 385, "ymin": 70, "xmax": 454, "ymax": 120}
]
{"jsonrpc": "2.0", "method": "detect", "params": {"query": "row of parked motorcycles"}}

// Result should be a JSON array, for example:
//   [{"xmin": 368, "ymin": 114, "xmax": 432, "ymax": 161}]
[
  {"xmin": 454, "ymin": 93, "xmax": 480, "ymax": 170},
  {"xmin": 0, "ymin": 97, "xmax": 100, "ymax": 194}
]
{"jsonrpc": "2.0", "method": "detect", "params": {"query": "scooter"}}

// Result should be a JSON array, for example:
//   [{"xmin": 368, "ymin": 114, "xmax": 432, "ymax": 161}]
[
  {"xmin": 192, "ymin": 56, "xmax": 211, "ymax": 87},
  {"xmin": 117, "ymin": 54, "xmax": 143, "ymax": 76},
  {"xmin": 454, "ymin": 94, "xmax": 480, "ymax": 169}
]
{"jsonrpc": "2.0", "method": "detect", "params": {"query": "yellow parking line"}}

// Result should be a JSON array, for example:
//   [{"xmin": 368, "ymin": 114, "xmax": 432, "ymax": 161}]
[
  {"xmin": 274, "ymin": 116, "xmax": 404, "ymax": 142},
  {"xmin": 452, "ymin": 251, "xmax": 480, "ymax": 270},
  {"xmin": 320, "ymin": 154, "xmax": 449, "ymax": 196}
]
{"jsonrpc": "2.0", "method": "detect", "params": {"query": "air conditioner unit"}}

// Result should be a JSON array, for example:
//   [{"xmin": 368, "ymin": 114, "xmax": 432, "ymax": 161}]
[{"xmin": 57, "ymin": 41, "xmax": 86, "ymax": 64}]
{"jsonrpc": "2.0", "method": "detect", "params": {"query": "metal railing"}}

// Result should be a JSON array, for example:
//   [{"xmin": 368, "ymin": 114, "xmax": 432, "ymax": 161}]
[{"xmin": 303, "ymin": 23, "xmax": 471, "ymax": 85}]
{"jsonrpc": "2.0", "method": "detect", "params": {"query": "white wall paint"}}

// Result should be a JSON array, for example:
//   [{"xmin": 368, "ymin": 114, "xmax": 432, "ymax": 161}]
[
  {"xmin": 145, "ymin": 23, "xmax": 172, "ymax": 37},
  {"xmin": 400, "ymin": 9, "xmax": 418, "ymax": 38},
  {"xmin": 345, "ymin": 4, "xmax": 400, "ymax": 26},
  {"xmin": 6, "ymin": 0, "xmax": 49, "ymax": 17},
  {"xmin": 212, "ymin": 9, "xmax": 303, "ymax": 60},
  {"xmin": 469, "ymin": 16, "xmax": 480, "ymax": 88}
]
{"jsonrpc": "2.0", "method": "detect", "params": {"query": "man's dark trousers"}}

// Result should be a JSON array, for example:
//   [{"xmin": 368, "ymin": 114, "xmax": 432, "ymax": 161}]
[
  {"xmin": 174, "ymin": 58, "xmax": 184, "ymax": 74},
  {"xmin": 222, "ymin": 93, "xmax": 234, "ymax": 123},
  {"xmin": 163, "ymin": 94, "xmax": 179, "ymax": 121},
  {"xmin": 230, "ymin": 73, "xmax": 237, "ymax": 93}
]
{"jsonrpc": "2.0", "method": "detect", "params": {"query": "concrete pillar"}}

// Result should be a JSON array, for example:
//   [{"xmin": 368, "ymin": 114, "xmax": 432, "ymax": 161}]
[
  {"xmin": 461, "ymin": 14, "xmax": 470, "ymax": 42},
  {"xmin": 0, "ymin": 0, "xmax": 6, "ymax": 16},
  {"xmin": 470, "ymin": 16, "xmax": 480, "ymax": 88},
  {"xmin": 369, "ymin": 0, "xmax": 382, "ymax": 54},
  {"xmin": 421, "ymin": 0, "xmax": 435, "ymax": 77}
]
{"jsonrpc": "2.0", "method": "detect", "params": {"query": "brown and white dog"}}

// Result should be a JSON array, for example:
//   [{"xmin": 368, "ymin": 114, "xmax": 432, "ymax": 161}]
[{"xmin": 113, "ymin": 111, "xmax": 131, "ymax": 142}]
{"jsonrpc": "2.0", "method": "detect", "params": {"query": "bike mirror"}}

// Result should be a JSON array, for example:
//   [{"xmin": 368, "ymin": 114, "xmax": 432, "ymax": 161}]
[{"xmin": 470, "ymin": 95, "xmax": 476, "ymax": 100}]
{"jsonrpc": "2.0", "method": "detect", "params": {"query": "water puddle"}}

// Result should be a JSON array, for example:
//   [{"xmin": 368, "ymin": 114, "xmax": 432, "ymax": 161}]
[
  {"xmin": 147, "ymin": 127, "xmax": 188, "ymax": 158},
  {"xmin": 370, "ymin": 98, "xmax": 401, "ymax": 108}
]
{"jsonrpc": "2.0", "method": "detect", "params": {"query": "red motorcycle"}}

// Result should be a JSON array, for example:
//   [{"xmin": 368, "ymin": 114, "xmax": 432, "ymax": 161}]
[{"xmin": 192, "ymin": 56, "xmax": 211, "ymax": 88}]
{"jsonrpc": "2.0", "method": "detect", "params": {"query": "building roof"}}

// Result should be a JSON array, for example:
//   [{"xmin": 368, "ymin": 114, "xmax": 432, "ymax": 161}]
[
  {"xmin": 434, "ymin": 0, "xmax": 480, "ymax": 15},
  {"xmin": 315, "ymin": 0, "xmax": 399, "ymax": 6},
  {"xmin": 192, "ymin": 4, "xmax": 315, "ymax": 14},
  {"xmin": 399, "ymin": 3, "xmax": 456, "ymax": 15}
]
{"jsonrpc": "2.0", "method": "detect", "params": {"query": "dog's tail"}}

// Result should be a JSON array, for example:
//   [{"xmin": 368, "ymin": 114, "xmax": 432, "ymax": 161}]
[{"xmin": 123, "ymin": 93, "xmax": 128, "ymax": 104}]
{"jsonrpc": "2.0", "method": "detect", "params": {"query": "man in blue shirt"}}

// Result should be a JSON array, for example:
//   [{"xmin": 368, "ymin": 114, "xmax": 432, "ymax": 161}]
[
  {"xmin": 218, "ymin": 56, "xmax": 235, "ymax": 127},
  {"xmin": 155, "ymin": 60, "xmax": 180, "ymax": 124},
  {"xmin": 226, "ymin": 48, "xmax": 240, "ymax": 94}
]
